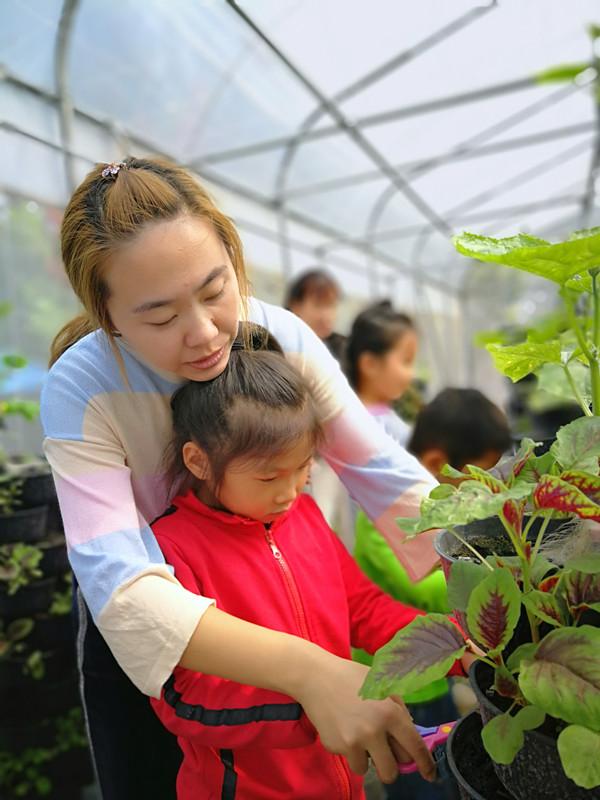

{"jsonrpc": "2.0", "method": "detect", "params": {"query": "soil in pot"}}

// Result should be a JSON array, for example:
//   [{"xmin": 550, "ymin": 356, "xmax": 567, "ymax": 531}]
[
  {"xmin": 470, "ymin": 660, "xmax": 600, "ymax": 800},
  {"xmin": 446, "ymin": 711, "xmax": 515, "ymax": 800},
  {"xmin": 0, "ymin": 505, "xmax": 48, "ymax": 545}
]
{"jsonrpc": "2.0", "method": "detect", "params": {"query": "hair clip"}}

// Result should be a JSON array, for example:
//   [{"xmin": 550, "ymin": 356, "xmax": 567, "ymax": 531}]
[{"xmin": 101, "ymin": 161, "xmax": 127, "ymax": 179}]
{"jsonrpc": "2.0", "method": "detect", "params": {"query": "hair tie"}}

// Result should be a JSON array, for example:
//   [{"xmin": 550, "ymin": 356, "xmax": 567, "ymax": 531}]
[
  {"xmin": 101, "ymin": 161, "xmax": 127, "ymax": 179},
  {"xmin": 230, "ymin": 338, "xmax": 245, "ymax": 351}
]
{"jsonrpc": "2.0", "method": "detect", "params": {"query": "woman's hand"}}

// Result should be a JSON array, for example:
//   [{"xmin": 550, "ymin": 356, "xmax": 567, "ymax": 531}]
[{"xmin": 294, "ymin": 653, "xmax": 435, "ymax": 784}]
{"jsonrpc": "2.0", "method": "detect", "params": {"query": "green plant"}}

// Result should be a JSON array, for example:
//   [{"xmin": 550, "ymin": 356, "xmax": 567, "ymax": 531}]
[
  {"xmin": 0, "ymin": 543, "xmax": 42, "ymax": 595},
  {"xmin": 49, "ymin": 574, "xmax": 72, "ymax": 616},
  {"xmin": 0, "ymin": 478, "xmax": 23, "ymax": 515},
  {"xmin": 360, "ymin": 228, "xmax": 600, "ymax": 791},
  {"xmin": 0, "ymin": 709, "xmax": 87, "ymax": 798},
  {"xmin": 0, "ymin": 618, "xmax": 34, "ymax": 659}
]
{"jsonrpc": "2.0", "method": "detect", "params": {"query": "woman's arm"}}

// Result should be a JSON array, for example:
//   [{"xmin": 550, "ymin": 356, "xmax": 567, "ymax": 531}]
[{"xmin": 248, "ymin": 299, "xmax": 439, "ymax": 581}]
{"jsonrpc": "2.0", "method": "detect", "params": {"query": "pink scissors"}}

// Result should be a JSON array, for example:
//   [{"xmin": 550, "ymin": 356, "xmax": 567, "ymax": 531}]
[{"xmin": 397, "ymin": 722, "xmax": 457, "ymax": 775}]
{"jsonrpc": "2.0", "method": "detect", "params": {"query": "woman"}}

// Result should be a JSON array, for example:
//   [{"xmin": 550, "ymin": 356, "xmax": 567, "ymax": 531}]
[{"xmin": 41, "ymin": 157, "xmax": 439, "ymax": 799}]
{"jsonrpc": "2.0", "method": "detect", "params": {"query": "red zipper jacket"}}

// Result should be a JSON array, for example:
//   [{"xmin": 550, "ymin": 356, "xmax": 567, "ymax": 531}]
[{"xmin": 150, "ymin": 491, "xmax": 462, "ymax": 800}]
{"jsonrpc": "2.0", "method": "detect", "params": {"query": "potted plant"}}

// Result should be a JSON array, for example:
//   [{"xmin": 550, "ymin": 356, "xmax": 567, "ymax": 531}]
[
  {"xmin": 360, "ymin": 229, "xmax": 600, "ymax": 799},
  {"xmin": 0, "ymin": 542, "xmax": 56, "ymax": 618}
]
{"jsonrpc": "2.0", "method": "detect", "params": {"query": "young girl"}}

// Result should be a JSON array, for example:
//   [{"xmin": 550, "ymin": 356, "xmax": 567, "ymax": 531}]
[
  {"xmin": 150, "ymin": 329, "xmax": 468, "ymax": 799},
  {"xmin": 41, "ymin": 158, "xmax": 439, "ymax": 798}
]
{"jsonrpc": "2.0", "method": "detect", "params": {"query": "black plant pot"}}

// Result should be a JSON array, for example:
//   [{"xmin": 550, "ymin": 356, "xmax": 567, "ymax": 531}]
[
  {"xmin": 446, "ymin": 711, "xmax": 515, "ymax": 800},
  {"xmin": 28, "ymin": 612, "xmax": 75, "ymax": 652},
  {"xmin": 0, "ymin": 576, "xmax": 57, "ymax": 619},
  {"xmin": 19, "ymin": 471, "xmax": 56, "ymax": 509},
  {"xmin": 470, "ymin": 660, "xmax": 600, "ymax": 800},
  {"xmin": 45, "ymin": 499, "xmax": 64, "ymax": 533},
  {"xmin": 38, "ymin": 532, "xmax": 69, "ymax": 576},
  {"xmin": 0, "ymin": 504, "xmax": 48, "ymax": 544},
  {"xmin": 0, "ymin": 674, "xmax": 79, "ymax": 722},
  {"xmin": 0, "ymin": 649, "xmax": 72, "ymax": 691}
]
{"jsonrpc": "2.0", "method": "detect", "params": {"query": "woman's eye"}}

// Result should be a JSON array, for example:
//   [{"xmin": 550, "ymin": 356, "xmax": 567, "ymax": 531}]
[
  {"xmin": 206, "ymin": 286, "xmax": 226, "ymax": 302},
  {"xmin": 258, "ymin": 476, "xmax": 277, "ymax": 483},
  {"xmin": 150, "ymin": 316, "xmax": 176, "ymax": 327}
]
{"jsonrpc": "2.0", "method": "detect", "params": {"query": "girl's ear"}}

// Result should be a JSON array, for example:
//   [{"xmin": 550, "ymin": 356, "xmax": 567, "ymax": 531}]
[
  {"xmin": 182, "ymin": 441, "xmax": 211, "ymax": 481},
  {"xmin": 358, "ymin": 351, "xmax": 378, "ymax": 380}
]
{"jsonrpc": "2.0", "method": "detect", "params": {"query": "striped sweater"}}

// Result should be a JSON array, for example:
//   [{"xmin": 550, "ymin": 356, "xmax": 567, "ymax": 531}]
[{"xmin": 40, "ymin": 298, "xmax": 437, "ymax": 696}]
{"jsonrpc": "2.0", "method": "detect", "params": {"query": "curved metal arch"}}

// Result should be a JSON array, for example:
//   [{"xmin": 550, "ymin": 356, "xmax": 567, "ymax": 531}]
[{"xmin": 55, "ymin": 0, "xmax": 81, "ymax": 193}]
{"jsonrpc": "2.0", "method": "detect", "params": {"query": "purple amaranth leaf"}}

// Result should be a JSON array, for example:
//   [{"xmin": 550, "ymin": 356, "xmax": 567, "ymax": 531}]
[
  {"xmin": 360, "ymin": 614, "xmax": 466, "ymax": 700},
  {"xmin": 467, "ymin": 568, "xmax": 521, "ymax": 655},
  {"xmin": 563, "ymin": 571, "xmax": 600, "ymax": 621}
]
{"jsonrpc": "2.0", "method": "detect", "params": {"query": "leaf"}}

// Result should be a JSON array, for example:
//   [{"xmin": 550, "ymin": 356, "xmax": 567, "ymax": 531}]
[
  {"xmin": 396, "ymin": 481, "xmax": 533, "ymax": 536},
  {"xmin": 2, "ymin": 355, "xmax": 27, "ymax": 369},
  {"xmin": 564, "ymin": 554, "xmax": 600, "ymax": 574},
  {"xmin": 537, "ymin": 362, "xmax": 591, "ymax": 409},
  {"xmin": 447, "ymin": 560, "xmax": 489, "ymax": 613},
  {"xmin": 533, "ymin": 475, "xmax": 600, "ymax": 520},
  {"xmin": 6, "ymin": 618, "xmax": 34, "ymax": 642},
  {"xmin": 481, "ymin": 713, "xmax": 524, "ymax": 764},
  {"xmin": 467, "ymin": 568, "xmax": 521, "ymax": 655},
  {"xmin": 506, "ymin": 642, "xmax": 539, "ymax": 673},
  {"xmin": 464, "ymin": 464, "xmax": 506, "ymax": 493},
  {"xmin": 486, "ymin": 341, "xmax": 561, "ymax": 382},
  {"xmin": 515, "ymin": 704, "xmax": 546, "ymax": 731},
  {"xmin": 538, "ymin": 574, "xmax": 561, "ymax": 593},
  {"xmin": 502, "ymin": 499, "xmax": 525, "ymax": 536},
  {"xmin": 559, "ymin": 471, "xmax": 600, "ymax": 503},
  {"xmin": 522, "ymin": 590, "xmax": 565, "ymax": 627},
  {"xmin": 557, "ymin": 725, "xmax": 600, "ymax": 789},
  {"xmin": 563, "ymin": 570, "xmax": 600, "ymax": 618},
  {"xmin": 429, "ymin": 483, "xmax": 456, "ymax": 499},
  {"xmin": 512, "ymin": 452, "xmax": 555, "ymax": 486},
  {"xmin": 494, "ymin": 664, "xmax": 520, "ymax": 698},
  {"xmin": 440, "ymin": 463, "xmax": 466, "ymax": 480},
  {"xmin": 534, "ymin": 62, "xmax": 591, "ymax": 84},
  {"xmin": 359, "ymin": 614, "xmax": 466, "ymax": 700},
  {"xmin": 519, "ymin": 626, "xmax": 600, "ymax": 730},
  {"xmin": 551, "ymin": 417, "xmax": 600, "ymax": 473},
  {"xmin": 453, "ymin": 230, "xmax": 600, "ymax": 287}
]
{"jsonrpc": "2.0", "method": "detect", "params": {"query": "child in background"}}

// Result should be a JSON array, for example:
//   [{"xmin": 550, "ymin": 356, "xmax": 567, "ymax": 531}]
[
  {"xmin": 150, "ymin": 327, "xmax": 471, "ymax": 800},
  {"xmin": 408, "ymin": 388, "xmax": 512, "ymax": 480},
  {"xmin": 353, "ymin": 385, "xmax": 512, "ymax": 800},
  {"xmin": 346, "ymin": 301, "xmax": 417, "ymax": 447}
]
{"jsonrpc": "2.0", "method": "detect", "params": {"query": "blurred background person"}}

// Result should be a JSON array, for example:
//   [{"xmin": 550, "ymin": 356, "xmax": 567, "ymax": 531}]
[{"xmin": 285, "ymin": 268, "xmax": 346, "ymax": 362}]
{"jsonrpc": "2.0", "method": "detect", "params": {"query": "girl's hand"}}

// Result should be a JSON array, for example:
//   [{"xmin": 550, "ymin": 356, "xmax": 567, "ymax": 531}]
[{"xmin": 295, "ymin": 653, "xmax": 435, "ymax": 784}]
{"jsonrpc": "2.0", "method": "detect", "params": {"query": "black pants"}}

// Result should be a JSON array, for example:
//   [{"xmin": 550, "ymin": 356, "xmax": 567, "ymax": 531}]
[{"xmin": 74, "ymin": 586, "xmax": 182, "ymax": 799}]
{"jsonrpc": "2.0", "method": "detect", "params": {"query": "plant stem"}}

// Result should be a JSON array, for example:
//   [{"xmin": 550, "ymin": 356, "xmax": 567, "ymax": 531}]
[
  {"xmin": 447, "ymin": 529, "xmax": 494, "ymax": 570},
  {"xmin": 563, "ymin": 364, "xmax": 593, "ymax": 416},
  {"xmin": 564, "ymin": 289, "xmax": 594, "ymax": 365},
  {"xmin": 531, "ymin": 516, "xmax": 552, "ymax": 562}
]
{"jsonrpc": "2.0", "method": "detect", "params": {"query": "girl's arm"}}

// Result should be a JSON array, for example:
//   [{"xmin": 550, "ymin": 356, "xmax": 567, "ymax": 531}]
[{"xmin": 249, "ymin": 299, "xmax": 439, "ymax": 582}]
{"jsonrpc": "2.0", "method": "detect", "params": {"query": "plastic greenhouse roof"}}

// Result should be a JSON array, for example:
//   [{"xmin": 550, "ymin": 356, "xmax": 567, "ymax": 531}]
[{"xmin": 2, "ymin": 0, "xmax": 600, "ymax": 298}]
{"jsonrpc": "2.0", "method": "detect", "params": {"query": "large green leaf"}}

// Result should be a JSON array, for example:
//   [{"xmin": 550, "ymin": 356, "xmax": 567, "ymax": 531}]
[
  {"xmin": 551, "ymin": 417, "xmax": 600, "ymax": 473},
  {"xmin": 447, "ymin": 560, "xmax": 489, "ymax": 613},
  {"xmin": 519, "ymin": 626, "xmax": 600, "ymax": 730},
  {"xmin": 563, "ymin": 554, "xmax": 600, "ymax": 574},
  {"xmin": 453, "ymin": 231, "xmax": 600, "ymax": 286},
  {"xmin": 481, "ymin": 713, "xmax": 524, "ymax": 764},
  {"xmin": 359, "ymin": 614, "xmax": 466, "ymax": 700},
  {"xmin": 486, "ymin": 341, "xmax": 561, "ymax": 382},
  {"xmin": 396, "ymin": 481, "xmax": 532, "ymax": 536},
  {"xmin": 537, "ymin": 362, "xmax": 591, "ymax": 409},
  {"xmin": 557, "ymin": 725, "xmax": 600, "ymax": 789},
  {"xmin": 467, "ymin": 568, "xmax": 521, "ymax": 655},
  {"xmin": 559, "ymin": 471, "xmax": 600, "ymax": 503},
  {"xmin": 506, "ymin": 642, "xmax": 539, "ymax": 673}
]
